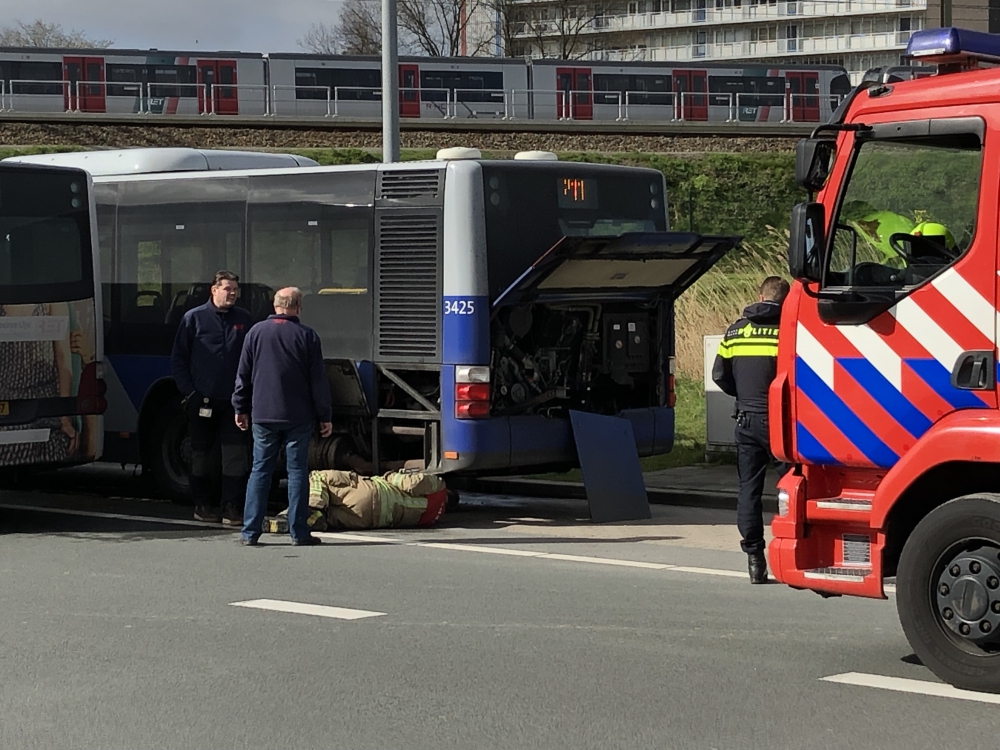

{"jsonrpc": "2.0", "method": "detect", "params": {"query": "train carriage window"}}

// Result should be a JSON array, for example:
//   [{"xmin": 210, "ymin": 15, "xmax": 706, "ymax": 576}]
[
  {"xmin": 295, "ymin": 69, "xmax": 325, "ymax": 100},
  {"xmin": 296, "ymin": 68, "xmax": 380, "ymax": 101},
  {"xmin": 634, "ymin": 75, "xmax": 671, "ymax": 106},
  {"xmin": 218, "ymin": 64, "xmax": 235, "ymax": 99},
  {"xmin": 420, "ymin": 71, "xmax": 454, "ymax": 103},
  {"xmin": 107, "ymin": 65, "xmax": 144, "ymax": 97},
  {"xmin": 460, "ymin": 71, "xmax": 502, "ymax": 102},
  {"xmin": 148, "ymin": 66, "xmax": 197, "ymax": 98},
  {"xmin": 10, "ymin": 61, "xmax": 62, "ymax": 95}
]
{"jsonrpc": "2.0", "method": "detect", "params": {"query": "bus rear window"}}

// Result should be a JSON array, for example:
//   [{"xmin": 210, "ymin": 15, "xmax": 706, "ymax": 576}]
[
  {"xmin": 0, "ymin": 168, "xmax": 93, "ymax": 304},
  {"xmin": 482, "ymin": 164, "xmax": 666, "ymax": 299}
]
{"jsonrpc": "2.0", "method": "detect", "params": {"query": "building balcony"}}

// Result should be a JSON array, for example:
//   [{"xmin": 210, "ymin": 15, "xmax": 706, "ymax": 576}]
[
  {"xmin": 510, "ymin": 0, "xmax": 926, "ymax": 34},
  {"xmin": 579, "ymin": 30, "xmax": 912, "ymax": 62}
]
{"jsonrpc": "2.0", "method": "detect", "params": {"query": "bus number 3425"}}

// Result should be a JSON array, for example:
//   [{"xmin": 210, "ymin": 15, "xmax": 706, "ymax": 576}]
[{"xmin": 444, "ymin": 299, "xmax": 476, "ymax": 315}]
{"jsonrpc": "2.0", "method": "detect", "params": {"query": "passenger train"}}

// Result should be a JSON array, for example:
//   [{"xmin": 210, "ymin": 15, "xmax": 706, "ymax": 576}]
[{"xmin": 0, "ymin": 46, "xmax": 854, "ymax": 123}]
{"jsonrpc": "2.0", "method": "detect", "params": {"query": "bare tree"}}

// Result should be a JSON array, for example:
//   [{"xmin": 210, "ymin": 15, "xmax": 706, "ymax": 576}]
[
  {"xmin": 297, "ymin": 21, "xmax": 342, "ymax": 55},
  {"xmin": 299, "ymin": 1, "xmax": 384, "ymax": 55},
  {"xmin": 0, "ymin": 19, "xmax": 113, "ymax": 48},
  {"xmin": 400, "ymin": 0, "xmax": 492, "ymax": 57},
  {"xmin": 302, "ymin": 0, "xmax": 489, "ymax": 58},
  {"xmin": 491, "ymin": 0, "xmax": 621, "ymax": 59}
]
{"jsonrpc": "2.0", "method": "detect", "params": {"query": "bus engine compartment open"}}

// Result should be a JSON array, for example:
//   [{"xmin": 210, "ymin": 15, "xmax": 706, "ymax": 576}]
[{"xmin": 491, "ymin": 302, "xmax": 663, "ymax": 418}]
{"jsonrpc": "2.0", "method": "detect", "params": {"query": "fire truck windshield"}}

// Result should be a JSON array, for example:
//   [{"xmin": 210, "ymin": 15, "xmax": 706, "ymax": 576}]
[{"xmin": 824, "ymin": 132, "xmax": 982, "ymax": 290}]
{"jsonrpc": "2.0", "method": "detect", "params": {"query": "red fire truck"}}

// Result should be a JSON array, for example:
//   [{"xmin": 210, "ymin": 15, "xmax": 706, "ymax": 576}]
[{"xmin": 772, "ymin": 27, "xmax": 1000, "ymax": 693}]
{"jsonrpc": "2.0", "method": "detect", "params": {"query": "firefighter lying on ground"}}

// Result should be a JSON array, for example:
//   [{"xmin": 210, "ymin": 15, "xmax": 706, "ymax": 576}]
[{"xmin": 265, "ymin": 469, "xmax": 448, "ymax": 532}]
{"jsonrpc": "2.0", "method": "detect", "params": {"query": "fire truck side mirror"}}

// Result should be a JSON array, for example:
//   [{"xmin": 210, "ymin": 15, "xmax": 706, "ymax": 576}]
[
  {"xmin": 788, "ymin": 202, "xmax": 825, "ymax": 283},
  {"xmin": 795, "ymin": 138, "xmax": 836, "ymax": 192}
]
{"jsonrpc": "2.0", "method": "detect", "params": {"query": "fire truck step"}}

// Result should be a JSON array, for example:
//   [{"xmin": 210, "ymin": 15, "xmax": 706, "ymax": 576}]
[
  {"xmin": 807, "ymin": 492, "xmax": 874, "ymax": 522},
  {"xmin": 803, "ymin": 566, "xmax": 873, "ymax": 582}
]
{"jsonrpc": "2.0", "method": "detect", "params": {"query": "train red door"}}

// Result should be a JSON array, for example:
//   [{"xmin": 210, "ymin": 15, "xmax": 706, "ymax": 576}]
[
  {"xmin": 198, "ymin": 60, "xmax": 239, "ymax": 115},
  {"xmin": 399, "ymin": 64, "xmax": 421, "ymax": 118},
  {"xmin": 674, "ymin": 70, "xmax": 707, "ymax": 121},
  {"xmin": 555, "ymin": 67, "xmax": 593, "ymax": 120},
  {"xmin": 63, "ymin": 57, "xmax": 106, "ymax": 113},
  {"xmin": 786, "ymin": 71, "xmax": 819, "ymax": 122}
]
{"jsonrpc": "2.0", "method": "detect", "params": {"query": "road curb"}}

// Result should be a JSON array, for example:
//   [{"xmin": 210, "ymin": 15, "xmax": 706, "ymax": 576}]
[{"xmin": 453, "ymin": 477, "xmax": 779, "ymax": 514}]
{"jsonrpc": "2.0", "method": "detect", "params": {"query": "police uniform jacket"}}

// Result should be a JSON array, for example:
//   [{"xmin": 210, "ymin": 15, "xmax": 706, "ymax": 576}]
[{"xmin": 711, "ymin": 300, "xmax": 782, "ymax": 414}]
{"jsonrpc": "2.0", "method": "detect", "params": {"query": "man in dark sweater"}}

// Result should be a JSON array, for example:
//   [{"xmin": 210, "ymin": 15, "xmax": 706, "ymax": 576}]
[
  {"xmin": 233, "ymin": 287, "xmax": 332, "ymax": 546},
  {"xmin": 712, "ymin": 276, "xmax": 790, "ymax": 584},
  {"xmin": 170, "ymin": 270, "xmax": 252, "ymax": 524}
]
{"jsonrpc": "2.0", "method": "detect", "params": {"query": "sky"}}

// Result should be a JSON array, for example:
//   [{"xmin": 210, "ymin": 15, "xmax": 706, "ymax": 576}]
[{"xmin": 3, "ymin": 0, "xmax": 342, "ymax": 53}]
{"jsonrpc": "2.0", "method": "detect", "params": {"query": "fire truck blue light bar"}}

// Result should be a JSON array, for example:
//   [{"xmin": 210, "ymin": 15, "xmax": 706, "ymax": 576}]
[{"xmin": 905, "ymin": 27, "xmax": 1000, "ymax": 63}]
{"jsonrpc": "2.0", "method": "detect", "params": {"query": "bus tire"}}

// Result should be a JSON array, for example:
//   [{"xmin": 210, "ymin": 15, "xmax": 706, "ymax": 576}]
[
  {"xmin": 896, "ymin": 493, "xmax": 1000, "ymax": 693},
  {"xmin": 146, "ymin": 395, "xmax": 193, "ymax": 504}
]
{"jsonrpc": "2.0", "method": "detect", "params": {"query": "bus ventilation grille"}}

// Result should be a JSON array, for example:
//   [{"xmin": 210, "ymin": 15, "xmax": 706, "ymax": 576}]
[
  {"xmin": 377, "ymin": 212, "xmax": 440, "ymax": 359},
  {"xmin": 379, "ymin": 170, "xmax": 442, "ymax": 200}
]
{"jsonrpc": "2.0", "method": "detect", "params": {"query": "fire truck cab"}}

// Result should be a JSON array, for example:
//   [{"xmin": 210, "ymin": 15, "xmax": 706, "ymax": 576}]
[{"xmin": 772, "ymin": 27, "xmax": 1000, "ymax": 693}]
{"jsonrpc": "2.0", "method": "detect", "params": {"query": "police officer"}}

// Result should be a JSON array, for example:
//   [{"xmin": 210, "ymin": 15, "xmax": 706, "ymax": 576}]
[
  {"xmin": 171, "ymin": 270, "xmax": 253, "ymax": 524},
  {"xmin": 712, "ymin": 276, "xmax": 790, "ymax": 584}
]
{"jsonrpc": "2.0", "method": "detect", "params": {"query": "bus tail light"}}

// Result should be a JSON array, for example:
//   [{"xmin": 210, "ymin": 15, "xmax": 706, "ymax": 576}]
[{"xmin": 455, "ymin": 366, "xmax": 490, "ymax": 420}]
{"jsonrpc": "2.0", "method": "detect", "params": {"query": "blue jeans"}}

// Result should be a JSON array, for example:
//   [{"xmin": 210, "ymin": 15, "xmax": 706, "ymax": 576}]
[{"xmin": 242, "ymin": 421, "xmax": 314, "ymax": 543}]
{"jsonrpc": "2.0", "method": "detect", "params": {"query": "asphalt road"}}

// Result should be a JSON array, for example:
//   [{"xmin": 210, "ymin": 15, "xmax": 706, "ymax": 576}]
[{"xmin": 2, "ymin": 465, "xmax": 999, "ymax": 750}]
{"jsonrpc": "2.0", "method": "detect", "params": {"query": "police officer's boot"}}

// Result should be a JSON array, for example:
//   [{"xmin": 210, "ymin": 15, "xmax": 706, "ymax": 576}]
[{"xmin": 748, "ymin": 552, "xmax": 768, "ymax": 584}]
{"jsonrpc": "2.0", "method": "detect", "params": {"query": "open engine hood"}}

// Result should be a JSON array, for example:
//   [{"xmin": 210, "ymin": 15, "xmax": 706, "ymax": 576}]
[{"xmin": 493, "ymin": 232, "xmax": 740, "ymax": 308}]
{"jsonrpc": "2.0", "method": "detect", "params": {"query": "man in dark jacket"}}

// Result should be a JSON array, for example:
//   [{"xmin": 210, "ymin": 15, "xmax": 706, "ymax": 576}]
[
  {"xmin": 233, "ymin": 287, "xmax": 333, "ymax": 547},
  {"xmin": 712, "ymin": 275, "xmax": 790, "ymax": 584},
  {"xmin": 170, "ymin": 270, "xmax": 252, "ymax": 524}
]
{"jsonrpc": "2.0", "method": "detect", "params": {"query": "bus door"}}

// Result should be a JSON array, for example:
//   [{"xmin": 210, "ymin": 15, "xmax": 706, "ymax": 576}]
[
  {"xmin": 674, "ymin": 70, "xmax": 707, "ymax": 121},
  {"xmin": 555, "ymin": 67, "xmax": 593, "ymax": 120},
  {"xmin": 198, "ymin": 60, "xmax": 239, "ymax": 115},
  {"xmin": 63, "ymin": 57, "xmax": 106, "ymax": 113},
  {"xmin": 400, "ymin": 64, "xmax": 421, "ymax": 117},
  {"xmin": 786, "ymin": 71, "xmax": 819, "ymax": 122}
]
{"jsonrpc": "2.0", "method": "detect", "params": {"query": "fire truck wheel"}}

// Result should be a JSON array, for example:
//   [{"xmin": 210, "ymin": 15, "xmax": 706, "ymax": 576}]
[
  {"xmin": 896, "ymin": 493, "xmax": 1000, "ymax": 693},
  {"xmin": 146, "ymin": 396, "xmax": 193, "ymax": 505}
]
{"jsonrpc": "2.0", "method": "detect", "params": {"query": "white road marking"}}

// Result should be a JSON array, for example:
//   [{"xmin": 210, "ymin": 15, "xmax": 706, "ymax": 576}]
[
  {"xmin": 2, "ymin": 503, "xmax": 897, "ymax": 592},
  {"xmin": 420, "ymin": 542, "xmax": 544, "ymax": 557},
  {"xmin": 540, "ymin": 553, "xmax": 668, "ymax": 569},
  {"xmin": 316, "ymin": 531, "xmax": 398, "ymax": 544},
  {"xmin": 230, "ymin": 599, "xmax": 386, "ymax": 620},
  {"xmin": 821, "ymin": 672, "xmax": 1000, "ymax": 705},
  {"xmin": 671, "ymin": 565, "xmax": 747, "ymax": 579},
  {"xmin": 0, "ymin": 502, "xmax": 217, "ymax": 528}
]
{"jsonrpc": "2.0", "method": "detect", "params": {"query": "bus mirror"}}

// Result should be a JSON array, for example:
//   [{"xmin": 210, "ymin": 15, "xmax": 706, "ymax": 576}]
[
  {"xmin": 789, "ymin": 202, "xmax": 825, "ymax": 283},
  {"xmin": 795, "ymin": 138, "xmax": 836, "ymax": 192}
]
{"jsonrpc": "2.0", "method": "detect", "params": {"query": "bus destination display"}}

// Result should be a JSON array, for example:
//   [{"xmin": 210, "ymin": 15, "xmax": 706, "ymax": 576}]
[{"xmin": 558, "ymin": 177, "xmax": 598, "ymax": 209}]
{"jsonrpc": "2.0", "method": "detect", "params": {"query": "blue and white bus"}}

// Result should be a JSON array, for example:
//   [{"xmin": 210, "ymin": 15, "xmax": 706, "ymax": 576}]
[{"xmin": 5, "ymin": 147, "xmax": 734, "ymax": 500}]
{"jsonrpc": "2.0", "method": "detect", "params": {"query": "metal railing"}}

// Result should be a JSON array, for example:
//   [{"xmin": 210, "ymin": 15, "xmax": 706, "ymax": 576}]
[{"xmin": 448, "ymin": 88, "xmax": 508, "ymax": 119}]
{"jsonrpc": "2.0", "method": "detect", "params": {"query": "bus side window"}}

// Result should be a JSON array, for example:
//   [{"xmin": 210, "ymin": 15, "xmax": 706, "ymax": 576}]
[{"xmin": 115, "ymin": 200, "xmax": 245, "ymax": 353}]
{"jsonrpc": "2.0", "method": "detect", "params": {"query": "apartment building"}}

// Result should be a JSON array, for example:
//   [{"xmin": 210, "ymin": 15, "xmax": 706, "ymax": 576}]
[{"xmin": 484, "ymin": 0, "xmax": 996, "ymax": 84}]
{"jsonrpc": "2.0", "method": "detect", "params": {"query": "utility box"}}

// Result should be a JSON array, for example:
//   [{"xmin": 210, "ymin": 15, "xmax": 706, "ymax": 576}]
[{"xmin": 704, "ymin": 334, "xmax": 737, "ymax": 458}]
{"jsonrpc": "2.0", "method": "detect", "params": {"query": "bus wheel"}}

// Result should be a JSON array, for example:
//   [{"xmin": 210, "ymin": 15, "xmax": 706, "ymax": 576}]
[
  {"xmin": 896, "ymin": 493, "xmax": 1000, "ymax": 693},
  {"xmin": 146, "ymin": 396, "xmax": 193, "ymax": 504}
]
